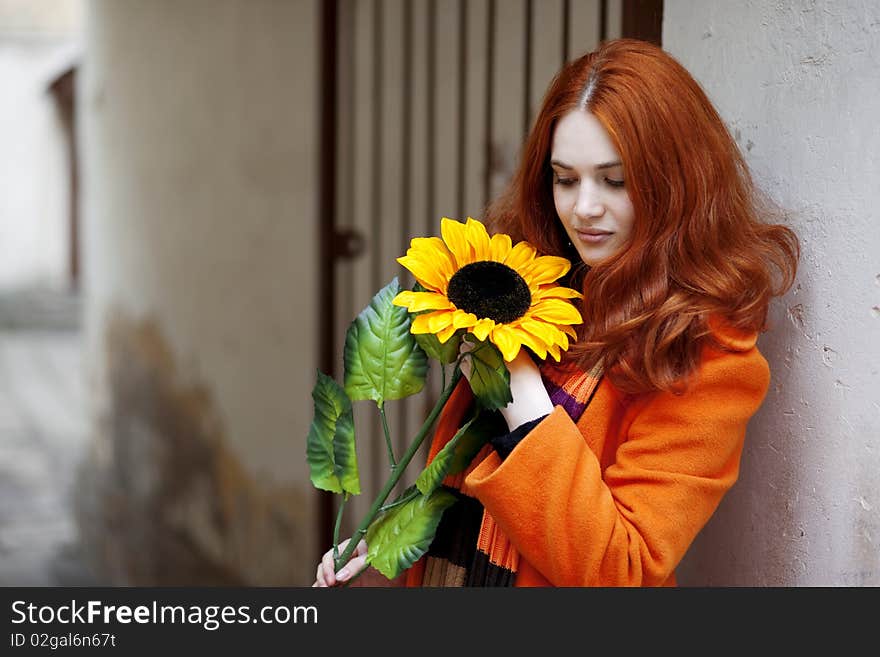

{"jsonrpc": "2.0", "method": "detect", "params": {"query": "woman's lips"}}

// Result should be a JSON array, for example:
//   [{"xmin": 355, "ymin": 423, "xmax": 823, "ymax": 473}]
[{"xmin": 576, "ymin": 229, "xmax": 613, "ymax": 244}]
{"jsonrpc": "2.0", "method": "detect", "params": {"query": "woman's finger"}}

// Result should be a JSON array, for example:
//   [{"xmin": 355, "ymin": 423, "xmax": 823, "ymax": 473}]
[
  {"xmin": 335, "ymin": 553, "xmax": 369, "ymax": 583},
  {"xmin": 313, "ymin": 564, "xmax": 326, "ymax": 587},
  {"xmin": 334, "ymin": 540, "xmax": 369, "ymax": 583},
  {"xmin": 314, "ymin": 560, "xmax": 328, "ymax": 587},
  {"xmin": 316, "ymin": 537, "xmax": 366, "ymax": 587},
  {"xmin": 459, "ymin": 340, "xmax": 475, "ymax": 380},
  {"xmin": 321, "ymin": 549, "xmax": 338, "ymax": 587}
]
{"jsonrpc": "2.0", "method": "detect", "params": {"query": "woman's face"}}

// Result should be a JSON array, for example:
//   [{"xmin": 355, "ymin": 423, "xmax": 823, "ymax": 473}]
[{"xmin": 550, "ymin": 110, "xmax": 635, "ymax": 267}]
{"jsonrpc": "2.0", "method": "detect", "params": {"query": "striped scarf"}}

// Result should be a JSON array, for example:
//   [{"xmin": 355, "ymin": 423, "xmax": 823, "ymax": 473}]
[{"xmin": 405, "ymin": 358, "xmax": 603, "ymax": 587}]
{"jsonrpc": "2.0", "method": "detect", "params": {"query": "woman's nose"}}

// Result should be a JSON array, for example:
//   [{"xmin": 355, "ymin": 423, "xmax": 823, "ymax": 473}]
[{"xmin": 574, "ymin": 185, "xmax": 604, "ymax": 218}]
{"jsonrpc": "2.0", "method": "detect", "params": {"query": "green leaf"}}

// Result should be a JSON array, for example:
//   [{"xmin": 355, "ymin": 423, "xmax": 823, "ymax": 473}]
[
  {"xmin": 414, "ymin": 447, "xmax": 455, "ymax": 497},
  {"xmin": 415, "ymin": 411, "xmax": 508, "ymax": 496},
  {"xmin": 344, "ymin": 277, "xmax": 428, "ymax": 405},
  {"xmin": 415, "ymin": 414, "xmax": 478, "ymax": 495},
  {"xmin": 365, "ymin": 489, "xmax": 457, "ymax": 580},
  {"xmin": 306, "ymin": 371, "xmax": 361, "ymax": 495},
  {"xmin": 410, "ymin": 282, "xmax": 462, "ymax": 364},
  {"xmin": 447, "ymin": 410, "xmax": 507, "ymax": 475},
  {"xmin": 378, "ymin": 484, "xmax": 420, "ymax": 514},
  {"xmin": 464, "ymin": 337, "xmax": 512, "ymax": 411},
  {"xmin": 414, "ymin": 330, "xmax": 462, "ymax": 365}
]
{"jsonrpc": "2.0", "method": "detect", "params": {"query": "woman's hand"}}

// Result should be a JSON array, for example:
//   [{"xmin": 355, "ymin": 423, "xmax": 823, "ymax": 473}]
[
  {"xmin": 460, "ymin": 342, "xmax": 553, "ymax": 431},
  {"xmin": 312, "ymin": 538, "xmax": 403, "ymax": 587},
  {"xmin": 313, "ymin": 537, "xmax": 368, "ymax": 587}
]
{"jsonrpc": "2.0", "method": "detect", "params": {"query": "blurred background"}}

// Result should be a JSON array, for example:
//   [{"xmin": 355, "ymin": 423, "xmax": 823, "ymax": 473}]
[{"xmin": 0, "ymin": 0, "xmax": 876, "ymax": 587}]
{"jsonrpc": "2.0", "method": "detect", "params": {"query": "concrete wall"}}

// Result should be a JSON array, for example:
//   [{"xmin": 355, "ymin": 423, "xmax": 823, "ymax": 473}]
[
  {"xmin": 665, "ymin": 0, "xmax": 879, "ymax": 586},
  {"xmin": 77, "ymin": 0, "xmax": 319, "ymax": 585}
]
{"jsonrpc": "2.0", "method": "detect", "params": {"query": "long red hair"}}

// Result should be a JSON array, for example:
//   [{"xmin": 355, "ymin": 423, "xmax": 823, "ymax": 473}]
[{"xmin": 486, "ymin": 39, "xmax": 799, "ymax": 394}]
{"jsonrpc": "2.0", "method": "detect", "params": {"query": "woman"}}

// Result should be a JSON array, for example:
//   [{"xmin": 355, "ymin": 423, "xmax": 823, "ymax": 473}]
[{"xmin": 314, "ymin": 38, "xmax": 799, "ymax": 587}]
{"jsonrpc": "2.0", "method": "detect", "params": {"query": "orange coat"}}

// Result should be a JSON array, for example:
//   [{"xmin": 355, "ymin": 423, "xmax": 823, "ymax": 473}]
[{"xmin": 416, "ymin": 318, "xmax": 770, "ymax": 587}]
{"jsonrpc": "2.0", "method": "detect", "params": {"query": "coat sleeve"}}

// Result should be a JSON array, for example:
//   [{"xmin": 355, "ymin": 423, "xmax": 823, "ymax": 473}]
[{"xmin": 463, "ymin": 341, "xmax": 771, "ymax": 586}]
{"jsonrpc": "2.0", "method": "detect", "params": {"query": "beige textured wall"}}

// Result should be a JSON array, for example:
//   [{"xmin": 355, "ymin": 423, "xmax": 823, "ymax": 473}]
[
  {"xmin": 665, "ymin": 0, "xmax": 880, "ymax": 586},
  {"xmin": 77, "ymin": 0, "xmax": 319, "ymax": 585}
]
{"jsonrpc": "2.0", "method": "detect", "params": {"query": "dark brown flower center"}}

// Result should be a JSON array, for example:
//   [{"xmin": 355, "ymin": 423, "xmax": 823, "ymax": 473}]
[{"xmin": 446, "ymin": 261, "xmax": 532, "ymax": 324}]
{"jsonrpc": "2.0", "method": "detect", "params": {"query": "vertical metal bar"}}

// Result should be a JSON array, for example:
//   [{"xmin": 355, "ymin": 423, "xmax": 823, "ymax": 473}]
[
  {"xmin": 600, "ymin": 0, "xmax": 608, "ymax": 42},
  {"xmin": 483, "ymin": 0, "xmax": 496, "ymax": 209},
  {"xmin": 371, "ymin": 0, "xmax": 384, "ymax": 295},
  {"xmin": 426, "ymin": 0, "xmax": 437, "ymax": 236},
  {"xmin": 423, "ymin": 0, "xmax": 438, "ymax": 421},
  {"xmin": 562, "ymin": 0, "xmax": 570, "ymax": 64},
  {"xmin": 341, "ymin": 4, "xmax": 357, "ymax": 536},
  {"xmin": 397, "ymin": 0, "xmax": 414, "ymax": 461},
  {"xmin": 401, "ymin": 0, "xmax": 413, "ymax": 267},
  {"xmin": 621, "ymin": 0, "xmax": 664, "ymax": 45},
  {"xmin": 456, "ymin": 0, "xmax": 467, "ymax": 219},
  {"xmin": 317, "ymin": 0, "xmax": 339, "ymax": 558},
  {"xmin": 370, "ymin": 0, "xmax": 384, "ymax": 500},
  {"xmin": 343, "ymin": 0, "xmax": 355, "ymax": 346},
  {"xmin": 523, "ymin": 0, "xmax": 533, "ymax": 139}
]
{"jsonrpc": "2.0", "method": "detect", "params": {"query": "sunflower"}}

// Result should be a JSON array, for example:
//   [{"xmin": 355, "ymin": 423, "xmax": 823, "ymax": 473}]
[{"xmin": 392, "ymin": 217, "xmax": 583, "ymax": 362}]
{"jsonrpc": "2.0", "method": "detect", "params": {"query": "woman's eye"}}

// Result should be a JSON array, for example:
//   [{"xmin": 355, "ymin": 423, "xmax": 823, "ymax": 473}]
[
  {"xmin": 605, "ymin": 178, "xmax": 625, "ymax": 188},
  {"xmin": 553, "ymin": 176, "xmax": 577, "ymax": 187}
]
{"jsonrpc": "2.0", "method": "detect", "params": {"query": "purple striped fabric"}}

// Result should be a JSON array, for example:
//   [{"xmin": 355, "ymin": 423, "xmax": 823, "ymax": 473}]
[{"xmin": 539, "ymin": 359, "xmax": 603, "ymax": 424}]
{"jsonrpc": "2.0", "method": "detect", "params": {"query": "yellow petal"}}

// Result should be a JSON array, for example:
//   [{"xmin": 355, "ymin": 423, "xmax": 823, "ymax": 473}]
[
  {"xmin": 509, "ymin": 325, "xmax": 548, "ymax": 359},
  {"xmin": 465, "ymin": 217, "xmax": 491, "ymax": 261},
  {"xmin": 521, "ymin": 255, "xmax": 571, "ymax": 286},
  {"xmin": 407, "ymin": 237, "xmax": 457, "ymax": 282},
  {"xmin": 397, "ymin": 254, "xmax": 449, "ymax": 293},
  {"xmin": 440, "ymin": 217, "xmax": 473, "ymax": 268},
  {"xmin": 488, "ymin": 232, "xmax": 513, "ymax": 262},
  {"xmin": 436, "ymin": 325, "xmax": 458, "ymax": 343},
  {"xmin": 451, "ymin": 310, "xmax": 478, "ymax": 329},
  {"xmin": 411, "ymin": 310, "xmax": 454, "ymax": 334},
  {"xmin": 519, "ymin": 319, "xmax": 561, "ymax": 346},
  {"xmin": 392, "ymin": 290, "xmax": 455, "ymax": 312},
  {"xmin": 527, "ymin": 320, "xmax": 576, "ymax": 347},
  {"xmin": 522, "ymin": 320, "xmax": 572, "ymax": 353},
  {"xmin": 407, "ymin": 236, "xmax": 452, "ymax": 257},
  {"xmin": 426, "ymin": 310, "xmax": 456, "ymax": 332},
  {"xmin": 471, "ymin": 318, "xmax": 495, "ymax": 342},
  {"xmin": 546, "ymin": 343, "xmax": 562, "ymax": 362},
  {"xmin": 529, "ymin": 298, "xmax": 584, "ymax": 325},
  {"xmin": 490, "ymin": 325, "xmax": 522, "ymax": 362},
  {"xmin": 533, "ymin": 285, "xmax": 583, "ymax": 300},
  {"xmin": 503, "ymin": 241, "xmax": 537, "ymax": 271}
]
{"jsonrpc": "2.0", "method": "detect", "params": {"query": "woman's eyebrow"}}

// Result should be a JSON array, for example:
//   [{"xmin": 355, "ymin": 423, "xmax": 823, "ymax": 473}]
[{"xmin": 551, "ymin": 159, "xmax": 622, "ymax": 170}]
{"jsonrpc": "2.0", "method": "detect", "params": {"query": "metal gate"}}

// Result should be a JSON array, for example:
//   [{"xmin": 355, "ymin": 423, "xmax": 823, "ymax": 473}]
[{"xmin": 317, "ymin": 0, "xmax": 662, "ymax": 550}]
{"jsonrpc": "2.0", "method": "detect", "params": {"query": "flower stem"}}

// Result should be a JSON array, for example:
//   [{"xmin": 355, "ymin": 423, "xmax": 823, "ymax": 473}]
[
  {"xmin": 332, "ymin": 493, "xmax": 348, "ymax": 563},
  {"xmin": 378, "ymin": 402, "xmax": 396, "ymax": 466},
  {"xmin": 379, "ymin": 488, "xmax": 420, "ymax": 512},
  {"xmin": 333, "ymin": 367, "xmax": 464, "ymax": 574}
]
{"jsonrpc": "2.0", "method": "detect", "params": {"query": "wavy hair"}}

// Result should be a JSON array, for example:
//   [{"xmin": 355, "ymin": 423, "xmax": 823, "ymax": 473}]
[{"xmin": 486, "ymin": 39, "xmax": 799, "ymax": 394}]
